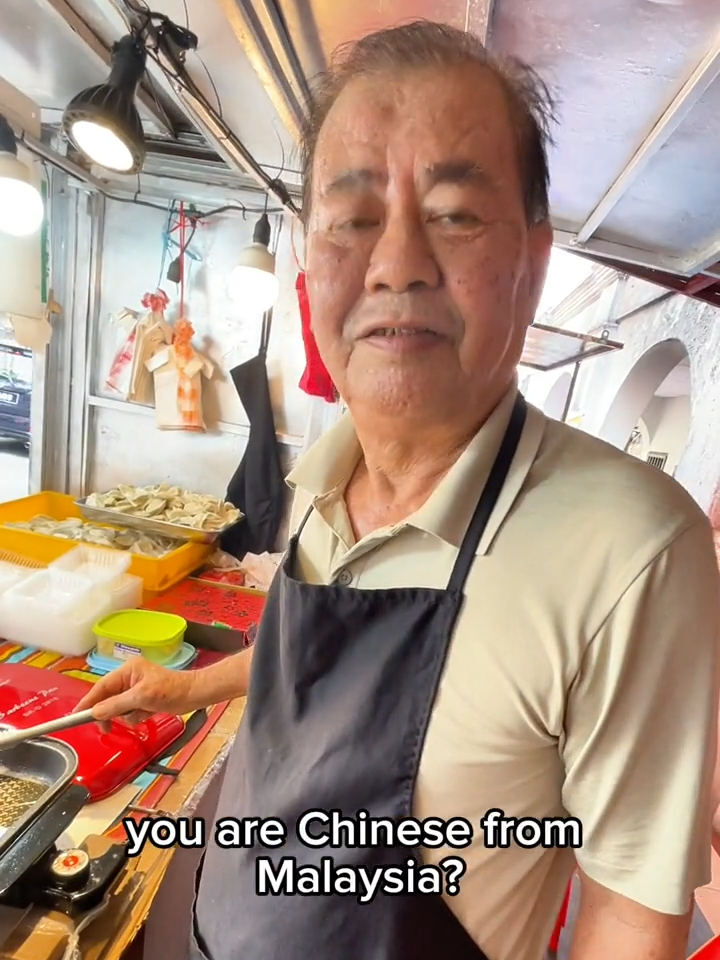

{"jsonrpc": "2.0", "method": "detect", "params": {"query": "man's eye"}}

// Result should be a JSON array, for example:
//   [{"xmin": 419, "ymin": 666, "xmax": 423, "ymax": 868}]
[
  {"xmin": 431, "ymin": 211, "xmax": 481, "ymax": 227},
  {"xmin": 340, "ymin": 218, "xmax": 380, "ymax": 230}
]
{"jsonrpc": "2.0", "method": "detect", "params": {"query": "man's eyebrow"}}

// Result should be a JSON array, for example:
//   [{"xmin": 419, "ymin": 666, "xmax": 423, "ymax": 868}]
[
  {"xmin": 324, "ymin": 169, "xmax": 381, "ymax": 195},
  {"xmin": 425, "ymin": 160, "xmax": 492, "ymax": 188},
  {"xmin": 322, "ymin": 161, "xmax": 491, "ymax": 195}
]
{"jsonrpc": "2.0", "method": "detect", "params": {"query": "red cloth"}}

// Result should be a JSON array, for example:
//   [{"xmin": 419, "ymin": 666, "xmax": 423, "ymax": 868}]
[{"xmin": 296, "ymin": 272, "xmax": 336, "ymax": 403}]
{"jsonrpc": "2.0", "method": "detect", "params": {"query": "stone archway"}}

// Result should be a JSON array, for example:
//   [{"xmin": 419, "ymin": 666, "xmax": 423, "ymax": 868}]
[
  {"xmin": 542, "ymin": 372, "xmax": 573, "ymax": 421},
  {"xmin": 624, "ymin": 417, "xmax": 650, "ymax": 459},
  {"xmin": 598, "ymin": 339, "xmax": 690, "ymax": 451}
]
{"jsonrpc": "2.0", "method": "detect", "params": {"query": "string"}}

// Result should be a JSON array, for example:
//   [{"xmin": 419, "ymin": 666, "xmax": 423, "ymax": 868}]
[{"xmin": 179, "ymin": 200, "xmax": 186, "ymax": 318}]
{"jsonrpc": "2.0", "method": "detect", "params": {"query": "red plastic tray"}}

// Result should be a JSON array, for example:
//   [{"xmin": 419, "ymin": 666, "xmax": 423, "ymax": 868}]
[
  {"xmin": 0, "ymin": 663, "xmax": 184, "ymax": 801},
  {"xmin": 143, "ymin": 578, "xmax": 266, "ymax": 632}
]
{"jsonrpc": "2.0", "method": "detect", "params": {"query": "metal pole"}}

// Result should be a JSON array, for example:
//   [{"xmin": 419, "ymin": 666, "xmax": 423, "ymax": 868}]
[{"xmin": 561, "ymin": 362, "xmax": 581, "ymax": 422}]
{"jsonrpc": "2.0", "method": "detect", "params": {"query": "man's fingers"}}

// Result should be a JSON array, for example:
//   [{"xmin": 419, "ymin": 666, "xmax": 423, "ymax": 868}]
[
  {"xmin": 118, "ymin": 710, "xmax": 153, "ymax": 726},
  {"xmin": 91, "ymin": 690, "xmax": 142, "ymax": 722},
  {"xmin": 74, "ymin": 671, "xmax": 130, "ymax": 713},
  {"xmin": 97, "ymin": 709, "xmax": 152, "ymax": 733}
]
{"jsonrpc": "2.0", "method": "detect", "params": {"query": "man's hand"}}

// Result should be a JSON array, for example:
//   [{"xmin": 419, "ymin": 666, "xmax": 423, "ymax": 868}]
[
  {"xmin": 74, "ymin": 658, "xmax": 199, "ymax": 724},
  {"xmin": 569, "ymin": 869, "xmax": 693, "ymax": 960},
  {"xmin": 74, "ymin": 647, "xmax": 254, "ymax": 724}
]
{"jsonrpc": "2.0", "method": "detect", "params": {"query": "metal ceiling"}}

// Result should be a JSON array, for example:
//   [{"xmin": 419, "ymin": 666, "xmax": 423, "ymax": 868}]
[
  {"xmin": 0, "ymin": 0, "xmax": 718, "ymax": 303},
  {"xmin": 520, "ymin": 324, "xmax": 623, "ymax": 372}
]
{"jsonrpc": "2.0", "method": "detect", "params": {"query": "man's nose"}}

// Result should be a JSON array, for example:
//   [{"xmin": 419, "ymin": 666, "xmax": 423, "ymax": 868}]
[{"xmin": 364, "ymin": 212, "xmax": 440, "ymax": 294}]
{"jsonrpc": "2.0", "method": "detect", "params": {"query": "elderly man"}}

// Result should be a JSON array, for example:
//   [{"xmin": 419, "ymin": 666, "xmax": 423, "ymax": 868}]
[{"xmin": 77, "ymin": 20, "xmax": 720, "ymax": 960}]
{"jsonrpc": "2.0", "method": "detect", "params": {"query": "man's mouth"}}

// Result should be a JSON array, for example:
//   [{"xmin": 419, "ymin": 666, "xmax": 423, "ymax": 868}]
[{"xmin": 365, "ymin": 327, "xmax": 439, "ymax": 338}]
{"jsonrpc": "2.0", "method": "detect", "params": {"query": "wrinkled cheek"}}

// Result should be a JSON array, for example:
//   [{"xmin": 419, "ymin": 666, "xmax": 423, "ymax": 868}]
[
  {"xmin": 307, "ymin": 238, "xmax": 353, "ymax": 309},
  {"xmin": 462, "ymin": 259, "xmax": 525, "ymax": 321},
  {"xmin": 307, "ymin": 242, "xmax": 366, "ymax": 347},
  {"xmin": 303, "ymin": 258, "xmax": 351, "ymax": 383}
]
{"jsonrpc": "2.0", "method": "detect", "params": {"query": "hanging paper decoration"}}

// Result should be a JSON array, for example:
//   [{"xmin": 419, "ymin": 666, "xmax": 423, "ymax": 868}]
[
  {"xmin": 296, "ymin": 272, "xmax": 337, "ymax": 404},
  {"xmin": 145, "ymin": 316, "xmax": 213, "ymax": 431},
  {"xmin": 130, "ymin": 289, "xmax": 174, "ymax": 405},
  {"xmin": 106, "ymin": 308, "xmax": 140, "ymax": 399},
  {"xmin": 144, "ymin": 204, "xmax": 214, "ymax": 432},
  {"xmin": 105, "ymin": 292, "xmax": 173, "ymax": 404}
]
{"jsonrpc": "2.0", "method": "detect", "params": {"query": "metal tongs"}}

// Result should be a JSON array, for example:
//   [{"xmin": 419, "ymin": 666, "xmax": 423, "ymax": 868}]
[{"xmin": 0, "ymin": 709, "xmax": 96, "ymax": 750}]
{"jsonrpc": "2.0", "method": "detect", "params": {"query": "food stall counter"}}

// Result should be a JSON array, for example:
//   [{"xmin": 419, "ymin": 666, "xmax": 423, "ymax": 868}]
[{"xmin": 0, "ymin": 694, "xmax": 246, "ymax": 960}]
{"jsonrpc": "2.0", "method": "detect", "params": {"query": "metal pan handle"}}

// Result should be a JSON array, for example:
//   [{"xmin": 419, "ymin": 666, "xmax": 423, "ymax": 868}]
[{"xmin": 0, "ymin": 709, "xmax": 96, "ymax": 751}]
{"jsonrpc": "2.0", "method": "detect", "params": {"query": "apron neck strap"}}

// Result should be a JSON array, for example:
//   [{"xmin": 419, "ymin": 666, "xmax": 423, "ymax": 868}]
[
  {"xmin": 446, "ymin": 394, "xmax": 527, "ymax": 594},
  {"xmin": 293, "ymin": 503, "xmax": 314, "ymax": 542},
  {"xmin": 290, "ymin": 395, "xmax": 527, "ymax": 588}
]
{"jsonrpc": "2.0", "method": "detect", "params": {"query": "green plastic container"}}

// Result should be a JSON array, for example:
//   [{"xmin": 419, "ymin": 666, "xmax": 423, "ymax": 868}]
[{"xmin": 93, "ymin": 610, "xmax": 187, "ymax": 665}]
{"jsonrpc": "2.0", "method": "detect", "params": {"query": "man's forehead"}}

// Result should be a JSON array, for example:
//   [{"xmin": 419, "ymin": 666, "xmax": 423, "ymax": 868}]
[{"xmin": 314, "ymin": 65, "xmax": 514, "ymax": 180}]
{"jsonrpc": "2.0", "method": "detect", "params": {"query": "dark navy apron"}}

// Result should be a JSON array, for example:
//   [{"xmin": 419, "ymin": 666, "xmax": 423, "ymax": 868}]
[{"xmin": 190, "ymin": 395, "xmax": 527, "ymax": 960}]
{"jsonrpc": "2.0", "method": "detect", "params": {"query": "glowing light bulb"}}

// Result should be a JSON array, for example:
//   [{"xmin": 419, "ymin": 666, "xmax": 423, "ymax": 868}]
[
  {"xmin": 228, "ymin": 235, "xmax": 279, "ymax": 313},
  {"xmin": 0, "ymin": 154, "xmax": 44, "ymax": 237},
  {"xmin": 70, "ymin": 120, "xmax": 134, "ymax": 172},
  {"xmin": 228, "ymin": 265, "xmax": 280, "ymax": 313}
]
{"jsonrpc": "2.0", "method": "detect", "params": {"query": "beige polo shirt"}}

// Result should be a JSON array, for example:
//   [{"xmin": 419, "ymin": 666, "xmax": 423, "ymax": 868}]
[{"xmin": 285, "ymin": 388, "xmax": 720, "ymax": 960}]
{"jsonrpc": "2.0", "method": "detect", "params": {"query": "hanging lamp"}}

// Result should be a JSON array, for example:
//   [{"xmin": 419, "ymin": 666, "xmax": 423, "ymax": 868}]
[
  {"xmin": 0, "ymin": 116, "xmax": 44, "ymax": 237},
  {"xmin": 228, "ymin": 213, "xmax": 279, "ymax": 313},
  {"xmin": 62, "ymin": 33, "xmax": 147, "ymax": 174}
]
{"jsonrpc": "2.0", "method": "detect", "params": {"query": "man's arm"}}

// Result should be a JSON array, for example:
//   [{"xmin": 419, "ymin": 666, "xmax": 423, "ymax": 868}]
[
  {"xmin": 561, "ymin": 519, "xmax": 720, "ymax": 960},
  {"xmin": 188, "ymin": 647, "xmax": 254, "ymax": 707},
  {"xmin": 569, "ymin": 870, "xmax": 693, "ymax": 960},
  {"xmin": 75, "ymin": 646, "xmax": 255, "ymax": 720}
]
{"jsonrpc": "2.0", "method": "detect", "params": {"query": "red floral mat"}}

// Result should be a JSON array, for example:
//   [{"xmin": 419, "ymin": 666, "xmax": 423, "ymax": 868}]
[{"xmin": 143, "ymin": 578, "xmax": 267, "ymax": 632}]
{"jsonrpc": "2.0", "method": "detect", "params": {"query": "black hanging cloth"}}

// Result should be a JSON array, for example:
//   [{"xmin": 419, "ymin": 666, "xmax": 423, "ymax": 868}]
[{"xmin": 221, "ymin": 313, "xmax": 286, "ymax": 559}]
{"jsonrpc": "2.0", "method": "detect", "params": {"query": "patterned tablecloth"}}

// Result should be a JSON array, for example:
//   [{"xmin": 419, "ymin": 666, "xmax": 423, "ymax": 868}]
[
  {"xmin": 0, "ymin": 641, "xmax": 233, "ymax": 838},
  {"xmin": 0, "ymin": 581, "xmax": 267, "ymax": 838}
]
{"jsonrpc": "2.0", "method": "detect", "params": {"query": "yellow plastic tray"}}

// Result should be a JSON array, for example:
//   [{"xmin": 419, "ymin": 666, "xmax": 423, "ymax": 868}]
[{"xmin": 0, "ymin": 492, "xmax": 212, "ymax": 594}]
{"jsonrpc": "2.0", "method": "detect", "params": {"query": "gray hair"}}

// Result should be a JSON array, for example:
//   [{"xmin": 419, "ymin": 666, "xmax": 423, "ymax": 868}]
[{"xmin": 300, "ymin": 20, "xmax": 557, "ymax": 226}]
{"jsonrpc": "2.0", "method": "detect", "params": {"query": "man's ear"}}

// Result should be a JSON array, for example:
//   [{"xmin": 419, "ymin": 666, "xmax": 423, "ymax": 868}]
[{"xmin": 526, "ymin": 220, "xmax": 554, "ymax": 320}]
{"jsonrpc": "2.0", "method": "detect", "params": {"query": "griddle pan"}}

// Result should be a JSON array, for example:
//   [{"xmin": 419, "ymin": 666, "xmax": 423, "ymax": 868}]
[{"xmin": 0, "ymin": 734, "xmax": 78, "ymax": 862}]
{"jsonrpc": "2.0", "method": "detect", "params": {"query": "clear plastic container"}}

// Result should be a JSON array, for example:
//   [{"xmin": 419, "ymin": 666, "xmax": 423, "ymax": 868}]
[
  {"xmin": 51, "ymin": 547, "xmax": 142, "ymax": 614},
  {"xmin": 9, "ymin": 569, "xmax": 96, "ymax": 612},
  {"xmin": 110, "ymin": 574, "xmax": 143, "ymax": 612},
  {"xmin": 0, "ymin": 569, "xmax": 112, "ymax": 656},
  {"xmin": 93, "ymin": 610, "xmax": 187, "ymax": 664},
  {"xmin": 51, "ymin": 544, "xmax": 131, "ymax": 585},
  {"xmin": 0, "ymin": 562, "xmax": 26, "ymax": 597}
]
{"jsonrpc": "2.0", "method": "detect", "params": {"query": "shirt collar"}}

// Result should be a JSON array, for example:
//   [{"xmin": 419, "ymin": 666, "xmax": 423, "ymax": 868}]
[
  {"xmin": 286, "ymin": 412, "xmax": 361, "ymax": 500},
  {"xmin": 287, "ymin": 381, "xmax": 546, "ymax": 554}
]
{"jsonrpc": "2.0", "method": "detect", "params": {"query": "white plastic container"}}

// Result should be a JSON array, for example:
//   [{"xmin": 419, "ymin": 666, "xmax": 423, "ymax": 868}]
[{"xmin": 0, "ymin": 569, "xmax": 112, "ymax": 657}]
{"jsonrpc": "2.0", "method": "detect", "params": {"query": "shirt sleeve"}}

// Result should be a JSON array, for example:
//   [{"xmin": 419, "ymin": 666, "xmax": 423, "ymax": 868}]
[{"xmin": 562, "ymin": 518, "xmax": 720, "ymax": 914}]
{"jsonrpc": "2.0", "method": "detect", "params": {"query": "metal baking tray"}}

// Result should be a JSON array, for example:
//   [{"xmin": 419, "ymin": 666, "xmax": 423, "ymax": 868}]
[
  {"xmin": 0, "ymin": 734, "xmax": 78, "ymax": 861},
  {"xmin": 75, "ymin": 497, "xmax": 243, "ymax": 545}
]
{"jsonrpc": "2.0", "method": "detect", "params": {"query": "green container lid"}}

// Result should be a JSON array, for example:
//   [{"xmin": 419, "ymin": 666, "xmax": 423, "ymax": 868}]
[{"xmin": 93, "ymin": 610, "xmax": 187, "ymax": 647}]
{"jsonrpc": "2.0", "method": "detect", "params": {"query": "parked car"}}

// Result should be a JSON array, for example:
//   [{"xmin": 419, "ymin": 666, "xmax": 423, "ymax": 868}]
[{"xmin": 0, "ymin": 344, "xmax": 32, "ymax": 448}]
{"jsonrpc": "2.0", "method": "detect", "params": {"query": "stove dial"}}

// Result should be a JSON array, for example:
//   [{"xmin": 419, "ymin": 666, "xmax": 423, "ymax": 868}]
[{"xmin": 50, "ymin": 848, "xmax": 91, "ymax": 890}]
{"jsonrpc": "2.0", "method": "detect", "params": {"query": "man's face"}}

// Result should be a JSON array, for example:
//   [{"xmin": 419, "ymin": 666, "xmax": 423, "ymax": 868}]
[{"xmin": 305, "ymin": 63, "xmax": 552, "ymax": 423}]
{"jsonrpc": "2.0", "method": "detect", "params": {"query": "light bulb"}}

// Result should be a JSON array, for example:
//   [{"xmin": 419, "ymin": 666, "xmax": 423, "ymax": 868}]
[
  {"xmin": 228, "ymin": 265, "xmax": 280, "ymax": 313},
  {"xmin": 70, "ymin": 119, "xmax": 134, "ymax": 172},
  {"xmin": 0, "ymin": 154, "xmax": 44, "ymax": 237}
]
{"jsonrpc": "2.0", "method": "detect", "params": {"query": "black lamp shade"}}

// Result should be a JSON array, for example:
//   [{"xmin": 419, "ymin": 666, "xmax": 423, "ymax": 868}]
[
  {"xmin": 62, "ymin": 34, "xmax": 147, "ymax": 174},
  {"xmin": 166, "ymin": 257, "xmax": 182, "ymax": 284},
  {"xmin": 0, "ymin": 116, "xmax": 18, "ymax": 156}
]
